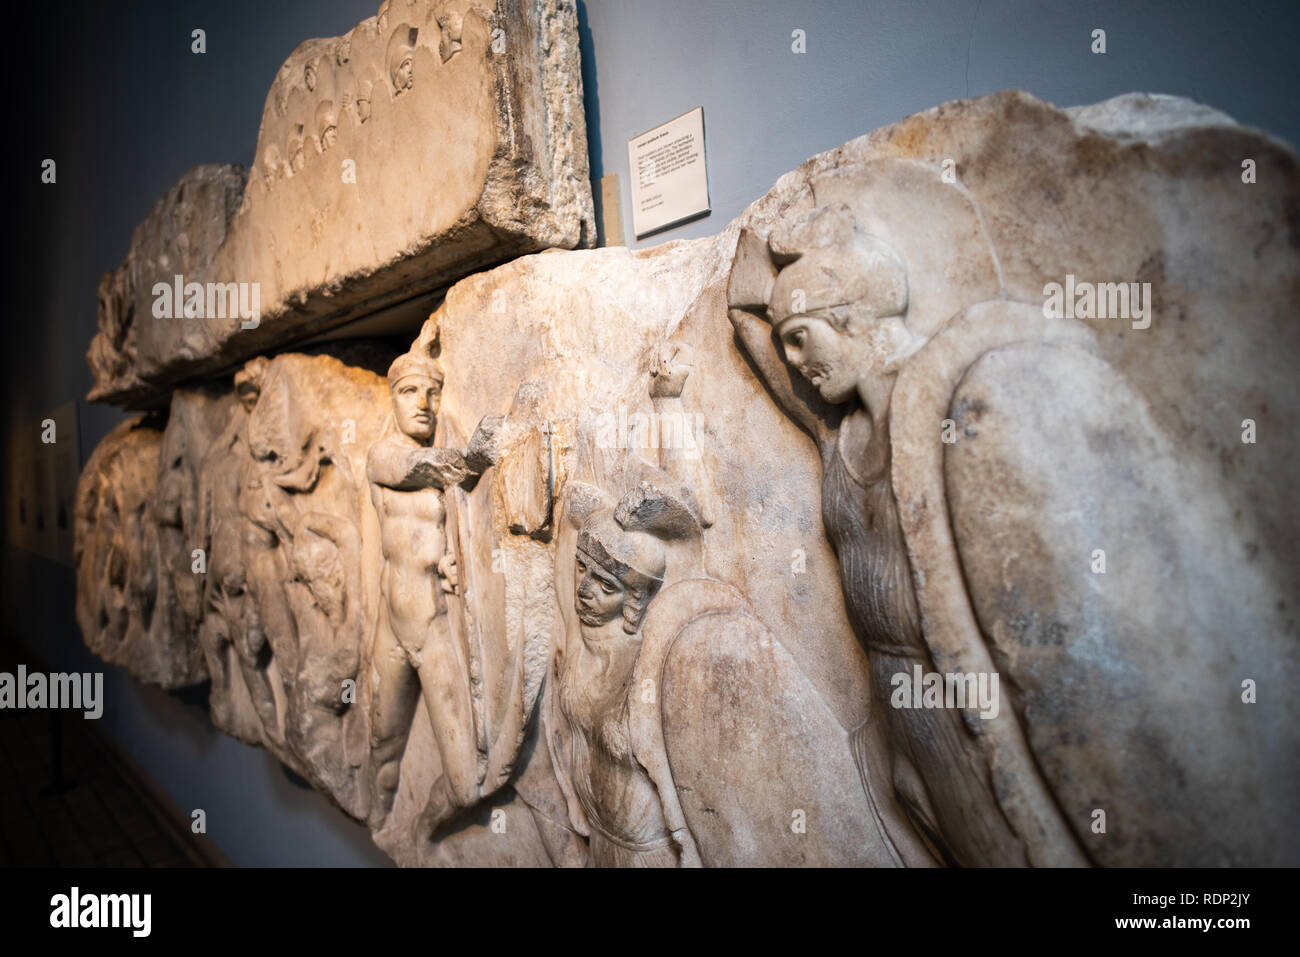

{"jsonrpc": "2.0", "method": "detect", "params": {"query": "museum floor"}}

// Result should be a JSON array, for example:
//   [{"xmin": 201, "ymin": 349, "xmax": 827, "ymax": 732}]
[{"xmin": 0, "ymin": 634, "xmax": 202, "ymax": 867}]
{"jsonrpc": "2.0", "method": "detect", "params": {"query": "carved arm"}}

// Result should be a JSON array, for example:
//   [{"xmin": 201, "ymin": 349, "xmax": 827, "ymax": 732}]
[
  {"xmin": 727, "ymin": 228, "xmax": 830, "ymax": 444},
  {"xmin": 367, "ymin": 439, "xmax": 471, "ymax": 491}
]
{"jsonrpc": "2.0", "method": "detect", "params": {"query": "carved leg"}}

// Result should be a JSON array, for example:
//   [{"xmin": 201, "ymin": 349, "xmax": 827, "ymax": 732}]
[
  {"xmin": 848, "ymin": 709, "xmax": 940, "ymax": 868},
  {"xmin": 367, "ymin": 605, "xmax": 420, "ymax": 828},
  {"xmin": 234, "ymin": 602, "xmax": 283, "ymax": 746},
  {"xmin": 417, "ymin": 613, "xmax": 479, "ymax": 811},
  {"xmin": 198, "ymin": 603, "xmax": 233, "ymax": 727},
  {"xmin": 249, "ymin": 548, "xmax": 299, "ymax": 681},
  {"xmin": 872, "ymin": 652, "xmax": 1025, "ymax": 866}
]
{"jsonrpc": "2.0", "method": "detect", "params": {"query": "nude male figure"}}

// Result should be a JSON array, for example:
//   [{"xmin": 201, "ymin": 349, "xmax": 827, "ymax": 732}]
[{"xmin": 366, "ymin": 352, "xmax": 495, "ymax": 833}]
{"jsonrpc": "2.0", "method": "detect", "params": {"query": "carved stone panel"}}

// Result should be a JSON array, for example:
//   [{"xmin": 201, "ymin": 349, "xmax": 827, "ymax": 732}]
[
  {"xmin": 74, "ymin": 90, "xmax": 1300, "ymax": 866},
  {"xmin": 75, "ymin": 415, "xmax": 208, "ymax": 688},
  {"xmin": 87, "ymin": 0, "xmax": 594, "ymax": 407}
]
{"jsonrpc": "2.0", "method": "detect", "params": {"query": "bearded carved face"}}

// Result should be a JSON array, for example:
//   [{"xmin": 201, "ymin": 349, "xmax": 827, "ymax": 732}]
[{"xmin": 777, "ymin": 310, "xmax": 865, "ymax": 404}]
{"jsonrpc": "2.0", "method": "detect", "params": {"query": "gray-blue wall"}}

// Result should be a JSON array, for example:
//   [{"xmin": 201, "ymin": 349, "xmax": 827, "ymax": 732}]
[
  {"xmin": 580, "ymin": 0, "xmax": 1300, "ymax": 246},
  {"xmin": 6, "ymin": 0, "xmax": 393, "ymax": 868},
  {"xmin": 5, "ymin": 0, "xmax": 1297, "ymax": 866}
]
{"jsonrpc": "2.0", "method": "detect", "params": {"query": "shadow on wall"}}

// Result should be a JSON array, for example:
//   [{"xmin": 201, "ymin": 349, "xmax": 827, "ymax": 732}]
[{"xmin": 576, "ymin": 1, "xmax": 606, "ymax": 245}]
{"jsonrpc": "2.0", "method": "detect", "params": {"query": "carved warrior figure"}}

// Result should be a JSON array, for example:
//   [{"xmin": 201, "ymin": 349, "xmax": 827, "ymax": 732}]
[
  {"xmin": 728, "ymin": 202, "xmax": 1073, "ymax": 867},
  {"xmin": 153, "ymin": 387, "xmax": 231, "ymax": 687},
  {"xmin": 194, "ymin": 354, "xmax": 373, "ymax": 817},
  {"xmin": 196, "ymin": 359, "xmax": 273, "ymax": 740},
  {"xmin": 315, "ymin": 101, "xmax": 338, "ymax": 153},
  {"xmin": 557, "ymin": 482, "xmax": 706, "ymax": 867},
  {"xmin": 366, "ymin": 351, "xmax": 498, "ymax": 833},
  {"xmin": 74, "ymin": 418, "xmax": 168, "ymax": 682},
  {"xmin": 551, "ymin": 350, "xmax": 725, "ymax": 867}
]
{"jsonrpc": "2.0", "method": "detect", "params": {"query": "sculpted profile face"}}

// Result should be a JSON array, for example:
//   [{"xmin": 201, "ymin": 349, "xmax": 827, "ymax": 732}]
[
  {"xmin": 393, "ymin": 53, "xmax": 413, "ymax": 93},
  {"xmin": 388, "ymin": 26, "xmax": 417, "ymax": 95},
  {"xmin": 768, "ymin": 205, "xmax": 911, "ymax": 404},
  {"xmin": 316, "ymin": 102, "xmax": 338, "ymax": 152},
  {"xmin": 776, "ymin": 310, "xmax": 868, "ymax": 404}
]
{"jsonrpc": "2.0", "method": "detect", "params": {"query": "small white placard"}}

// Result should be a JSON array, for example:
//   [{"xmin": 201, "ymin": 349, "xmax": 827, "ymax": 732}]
[{"xmin": 627, "ymin": 106, "xmax": 710, "ymax": 238}]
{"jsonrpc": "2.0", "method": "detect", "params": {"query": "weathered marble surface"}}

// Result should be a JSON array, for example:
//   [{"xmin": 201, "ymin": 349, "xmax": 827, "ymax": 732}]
[
  {"xmin": 75, "ymin": 90, "xmax": 1300, "ymax": 866},
  {"xmin": 75, "ymin": 415, "xmax": 207, "ymax": 689},
  {"xmin": 87, "ymin": 0, "xmax": 594, "ymax": 408},
  {"xmin": 722, "ymin": 89, "xmax": 1300, "ymax": 867}
]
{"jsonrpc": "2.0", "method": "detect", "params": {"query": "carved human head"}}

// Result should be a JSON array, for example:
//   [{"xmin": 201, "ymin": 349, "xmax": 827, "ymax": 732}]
[
  {"xmin": 315, "ymin": 101, "xmax": 338, "ymax": 152},
  {"xmin": 767, "ymin": 203, "xmax": 910, "ymax": 403},
  {"xmin": 261, "ymin": 145, "xmax": 284, "ymax": 190},
  {"xmin": 387, "ymin": 26, "xmax": 417, "ymax": 94},
  {"xmin": 388, "ymin": 352, "xmax": 443, "ymax": 442},
  {"xmin": 355, "ymin": 81, "xmax": 373, "ymax": 123},
  {"xmin": 286, "ymin": 125, "xmax": 306, "ymax": 173},
  {"xmin": 575, "ymin": 509, "xmax": 666, "ymax": 634}
]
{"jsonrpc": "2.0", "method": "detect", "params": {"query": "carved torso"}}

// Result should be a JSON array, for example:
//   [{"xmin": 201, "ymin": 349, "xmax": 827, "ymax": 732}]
[{"xmin": 368, "ymin": 434, "xmax": 449, "ymax": 654}]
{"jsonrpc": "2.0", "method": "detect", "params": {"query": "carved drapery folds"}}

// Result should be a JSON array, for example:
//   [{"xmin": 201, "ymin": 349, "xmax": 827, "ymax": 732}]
[{"xmin": 74, "ymin": 89, "xmax": 1300, "ymax": 865}]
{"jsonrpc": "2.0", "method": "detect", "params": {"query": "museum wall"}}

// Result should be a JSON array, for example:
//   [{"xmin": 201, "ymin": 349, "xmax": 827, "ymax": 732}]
[
  {"xmin": 4, "ymin": 0, "xmax": 1297, "ymax": 867},
  {"xmin": 4, "ymin": 0, "xmax": 393, "ymax": 867},
  {"xmin": 580, "ymin": 0, "xmax": 1300, "ymax": 246}
]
